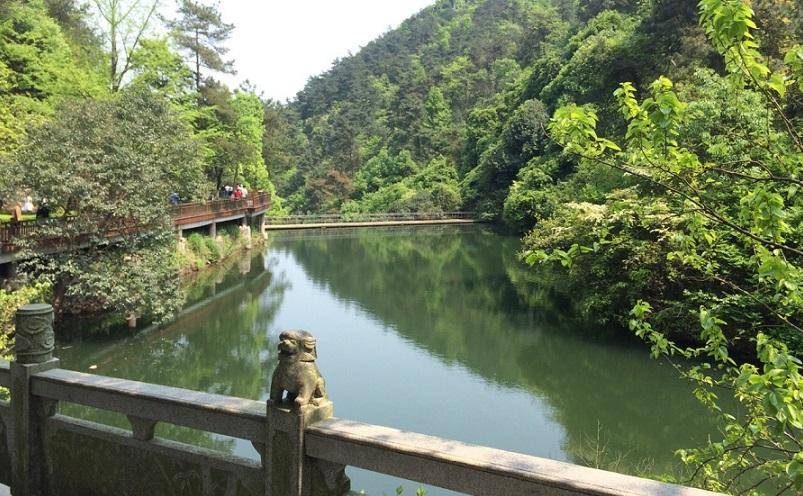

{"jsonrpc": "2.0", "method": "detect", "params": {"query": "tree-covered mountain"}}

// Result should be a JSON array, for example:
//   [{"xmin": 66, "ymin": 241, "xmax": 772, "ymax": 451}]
[{"xmin": 265, "ymin": 0, "xmax": 799, "ymax": 222}]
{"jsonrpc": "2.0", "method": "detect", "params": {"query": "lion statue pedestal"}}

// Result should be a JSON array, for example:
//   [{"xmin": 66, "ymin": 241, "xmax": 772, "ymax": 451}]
[
  {"xmin": 270, "ymin": 330, "xmax": 328, "ymax": 408},
  {"xmin": 266, "ymin": 329, "xmax": 350, "ymax": 496}
]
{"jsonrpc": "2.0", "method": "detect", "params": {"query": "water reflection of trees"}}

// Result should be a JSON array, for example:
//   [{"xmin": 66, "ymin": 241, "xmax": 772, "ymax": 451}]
[
  {"xmin": 57, "ymin": 253, "xmax": 289, "ymax": 451},
  {"xmin": 275, "ymin": 225, "xmax": 721, "ymax": 475}
]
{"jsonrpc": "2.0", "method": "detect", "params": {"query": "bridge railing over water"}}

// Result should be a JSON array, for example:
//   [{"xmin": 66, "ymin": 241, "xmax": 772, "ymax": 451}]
[
  {"xmin": 171, "ymin": 191, "xmax": 271, "ymax": 228},
  {"xmin": 0, "ymin": 304, "xmax": 722, "ymax": 496},
  {"xmin": 0, "ymin": 192, "xmax": 271, "ymax": 255},
  {"xmin": 267, "ymin": 211, "xmax": 476, "ymax": 225}
]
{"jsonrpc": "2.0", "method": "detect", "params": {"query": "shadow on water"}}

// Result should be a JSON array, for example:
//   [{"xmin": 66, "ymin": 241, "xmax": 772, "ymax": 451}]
[{"xmin": 56, "ymin": 225, "xmax": 724, "ymax": 494}]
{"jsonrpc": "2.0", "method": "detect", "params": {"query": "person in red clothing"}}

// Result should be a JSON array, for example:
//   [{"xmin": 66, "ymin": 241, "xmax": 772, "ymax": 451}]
[{"xmin": 233, "ymin": 184, "xmax": 243, "ymax": 199}]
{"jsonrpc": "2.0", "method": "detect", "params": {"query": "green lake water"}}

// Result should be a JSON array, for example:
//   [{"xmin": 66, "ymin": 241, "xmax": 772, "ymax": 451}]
[{"xmin": 57, "ymin": 225, "xmax": 721, "ymax": 495}]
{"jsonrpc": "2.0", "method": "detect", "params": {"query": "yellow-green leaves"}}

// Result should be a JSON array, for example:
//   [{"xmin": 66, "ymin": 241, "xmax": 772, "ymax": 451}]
[
  {"xmin": 698, "ymin": 0, "xmax": 796, "ymax": 98},
  {"xmin": 611, "ymin": 78, "xmax": 688, "ymax": 160},
  {"xmin": 699, "ymin": 307, "xmax": 730, "ymax": 364},
  {"xmin": 536, "ymin": 4, "xmax": 803, "ymax": 492},
  {"xmin": 613, "ymin": 81, "xmax": 639, "ymax": 119},
  {"xmin": 698, "ymin": 0, "xmax": 757, "ymax": 50},
  {"xmin": 549, "ymin": 104, "xmax": 620, "ymax": 158},
  {"xmin": 785, "ymin": 45, "xmax": 803, "ymax": 92},
  {"xmin": 740, "ymin": 188, "xmax": 790, "ymax": 242}
]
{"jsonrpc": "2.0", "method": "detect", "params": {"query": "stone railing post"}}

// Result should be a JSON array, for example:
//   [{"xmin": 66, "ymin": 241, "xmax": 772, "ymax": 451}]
[
  {"xmin": 265, "ymin": 330, "xmax": 349, "ymax": 496},
  {"xmin": 11, "ymin": 303, "xmax": 60, "ymax": 496}
]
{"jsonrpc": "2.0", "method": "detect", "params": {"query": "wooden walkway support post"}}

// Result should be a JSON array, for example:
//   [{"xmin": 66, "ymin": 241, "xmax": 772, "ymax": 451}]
[{"xmin": 10, "ymin": 304, "xmax": 59, "ymax": 496}]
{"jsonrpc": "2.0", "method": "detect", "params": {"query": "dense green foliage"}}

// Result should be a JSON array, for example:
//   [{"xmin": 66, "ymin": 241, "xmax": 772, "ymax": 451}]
[
  {"xmin": 0, "ymin": 0, "xmax": 281, "ymax": 329},
  {"xmin": 525, "ymin": 0, "xmax": 803, "ymax": 492},
  {"xmin": 0, "ymin": 0, "xmax": 105, "ymax": 154},
  {"xmin": 1, "ymin": 89, "xmax": 204, "ymax": 321},
  {"xmin": 0, "ymin": 0, "xmax": 279, "ymax": 193}
]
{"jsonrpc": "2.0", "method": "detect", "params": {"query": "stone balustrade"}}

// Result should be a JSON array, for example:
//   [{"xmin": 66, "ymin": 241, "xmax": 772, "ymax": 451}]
[{"xmin": 0, "ymin": 304, "xmax": 725, "ymax": 496}]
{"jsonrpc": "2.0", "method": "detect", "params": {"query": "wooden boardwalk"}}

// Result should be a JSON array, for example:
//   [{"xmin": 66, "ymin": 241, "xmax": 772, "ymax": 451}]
[
  {"xmin": 0, "ymin": 193, "xmax": 271, "ymax": 264},
  {"xmin": 1, "ymin": 208, "xmax": 478, "ymax": 266}
]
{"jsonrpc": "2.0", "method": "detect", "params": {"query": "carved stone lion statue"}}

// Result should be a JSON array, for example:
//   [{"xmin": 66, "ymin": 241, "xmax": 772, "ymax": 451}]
[{"xmin": 270, "ymin": 330, "xmax": 327, "ymax": 408}]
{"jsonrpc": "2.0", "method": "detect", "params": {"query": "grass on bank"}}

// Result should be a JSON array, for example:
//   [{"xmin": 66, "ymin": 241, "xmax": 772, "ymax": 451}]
[
  {"xmin": 0, "ymin": 210, "xmax": 72, "ymax": 223},
  {"xmin": 0, "ymin": 213, "xmax": 35, "ymax": 223},
  {"xmin": 176, "ymin": 224, "xmax": 260, "ymax": 272}
]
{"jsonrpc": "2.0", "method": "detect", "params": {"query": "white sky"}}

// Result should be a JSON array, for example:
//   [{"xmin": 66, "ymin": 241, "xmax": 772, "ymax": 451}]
[{"xmin": 215, "ymin": 1, "xmax": 436, "ymax": 102}]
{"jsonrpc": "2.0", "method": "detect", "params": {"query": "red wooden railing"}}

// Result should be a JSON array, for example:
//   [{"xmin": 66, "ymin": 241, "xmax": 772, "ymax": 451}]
[
  {"xmin": 1, "ymin": 192, "xmax": 271, "ymax": 255},
  {"xmin": 171, "ymin": 191, "xmax": 270, "ymax": 227}
]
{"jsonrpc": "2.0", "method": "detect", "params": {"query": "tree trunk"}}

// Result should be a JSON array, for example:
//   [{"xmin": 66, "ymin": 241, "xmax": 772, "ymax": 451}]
[
  {"xmin": 109, "ymin": 0, "xmax": 119, "ymax": 92},
  {"xmin": 195, "ymin": 28, "xmax": 201, "ymax": 91},
  {"xmin": 110, "ymin": 28, "xmax": 118, "ymax": 91},
  {"xmin": 51, "ymin": 278, "xmax": 68, "ymax": 322}
]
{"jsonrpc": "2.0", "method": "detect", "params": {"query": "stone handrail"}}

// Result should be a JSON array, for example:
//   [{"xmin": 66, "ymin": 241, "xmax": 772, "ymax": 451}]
[
  {"xmin": 306, "ymin": 419, "xmax": 711, "ymax": 496},
  {"xmin": 30, "ymin": 368, "xmax": 266, "ymax": 442},
  {"xmin": 0, "ymin": 304, "xmax": 726, "ymax": 496}
]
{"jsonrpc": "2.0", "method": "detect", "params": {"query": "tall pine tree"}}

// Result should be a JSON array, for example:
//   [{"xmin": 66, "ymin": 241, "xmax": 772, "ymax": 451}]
[{"xmin": 166, "ymin": 0, "xmax": 234, "ymax": 91}]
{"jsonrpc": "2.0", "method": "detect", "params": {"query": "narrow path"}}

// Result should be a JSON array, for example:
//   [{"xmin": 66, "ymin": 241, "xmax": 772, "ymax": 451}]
[{"xmin": 265, "ymin": 218, "xmax": 479, "ymax": 230}]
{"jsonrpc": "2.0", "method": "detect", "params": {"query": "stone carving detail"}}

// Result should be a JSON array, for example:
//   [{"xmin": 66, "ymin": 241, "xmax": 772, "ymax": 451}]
[
  {"xmin": 14, "ymin": 304, "xmax": 55, "ymax": 364},
  {"xmin": 270, "ymin": 330, "xmax": 327, "ymax": 408}
]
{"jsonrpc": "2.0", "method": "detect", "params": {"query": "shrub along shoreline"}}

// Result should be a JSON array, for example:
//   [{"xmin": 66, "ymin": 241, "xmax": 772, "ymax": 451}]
[
  {"xmin": 176, "ymin": 224, "xmax": 265, "ymax": 274},
  {"xmin": 0, "ymin": 225, "xmax": 264, "ymax": 354}
]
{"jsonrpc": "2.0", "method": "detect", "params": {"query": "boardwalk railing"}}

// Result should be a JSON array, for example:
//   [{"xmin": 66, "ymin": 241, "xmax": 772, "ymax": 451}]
[
  {"xmin": 0, "ymin": 218, "xmax": 76, "ymax": 255},
  {"xmin": 0, "ymin": 222, "xmax": 37, "ymax": 250},
  {"xmin": 267, "ymin": 211, "xmax": 476, "ymax": 225},
  {"xmin": 0, "ymin": 303, "xmax": 725, "ymax": 496},
  {"xmin": 171, "ymin": 191, "xmax": 272, "ymax": 228},
  {"xmin": 0, "ymin": 192, "xmax": 271, "ymax": 255}
]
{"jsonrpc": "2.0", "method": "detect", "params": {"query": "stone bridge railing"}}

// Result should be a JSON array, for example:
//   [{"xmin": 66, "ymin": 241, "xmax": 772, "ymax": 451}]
[{"xmin": 0, "ymin": 304, "xmax": 724, "ymax": 496}]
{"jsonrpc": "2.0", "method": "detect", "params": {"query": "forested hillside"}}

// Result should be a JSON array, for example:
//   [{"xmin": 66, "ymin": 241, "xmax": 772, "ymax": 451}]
[{"xmin": 267, "ymin": 0, "xmax": 799, "ymax": 225}]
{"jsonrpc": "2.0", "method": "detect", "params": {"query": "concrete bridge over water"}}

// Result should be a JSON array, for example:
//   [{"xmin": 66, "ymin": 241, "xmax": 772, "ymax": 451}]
[{"xmin": 0, "ymin": 303, "xmax": 724, "ymax": 496}]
